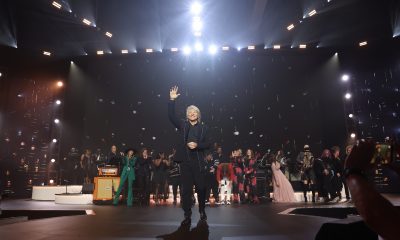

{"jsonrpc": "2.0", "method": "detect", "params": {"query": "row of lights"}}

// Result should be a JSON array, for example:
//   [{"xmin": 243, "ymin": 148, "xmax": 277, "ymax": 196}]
[{"xmin": 340, "ymin": 73, "xmax": 357, "ymax": 139}]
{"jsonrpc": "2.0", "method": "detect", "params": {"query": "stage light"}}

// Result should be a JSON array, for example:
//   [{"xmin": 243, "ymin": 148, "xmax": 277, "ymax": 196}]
[
  {"xmin": 0, "ymin": 72, "xmax": 2, "ymax": 77},
  {"xmin": 121, "ymin": 49, "xmax": 128, "ymax": 54},
  {"xmin": 190, "ymin": 2, "xmax": 203, "ymax": 15},
  {"xmin": 183, "ymin": 46, "xmax": 191, "ymax": 55},
  {"xmin": 349, "ymin": 114, "xmax": 354, "ymax": 118},
  {"xmin": 192, "ymin": 18, "xmax": 203, "ymax": 32},
  {"xmin": 105, "ymin": 32, "xmax": 113, "ymax": 38},
  {"xmin": 247, "ymin": 45, "xmax": 255, "ymax": 50},
  {"xmin": 54, "ymin": 119, "xmax": 60, "ymax": 124},
  {"xmin": 345, "ymin": 93, "xmax": 352, "ymax": 99},
  {"xmin": 334, "ymin": 52, "xmax": 338, "ymax": 56},
  {"xmin": 299, "ymin": 44, "xmax": 307, "ymax": 49},
  {"xmin": 169, "ymin": 48, "xmax": 178, "ymax": 52},
  {"xmin": 350, "ymin": 133, "xmax": 356, "ymax": 138},
  {"xmin": 287, "ymin": 24, "xmax": 294, "ymax": 31},
  {"xmin": 308, "ymin": 9, "xmax": 317, "ymax": 17},
  {"xmin": 52, "ymin": 1, "xmax": 62, "ymax": 9},
  {"xmin": 52, "ymin": 139, "xmax": 57, "ymax": 143},
  {"xmin": 194, "ymin": 42, "xmax": 203, "ymax": 52},
  {"xmin": 49, "ymin": 179, "xmax": 54, "ymax": 184},
  {"xmin": 57, "ymin": 81, "xmax": 63, "ymax": 87},
  {"xmin": 208, "ymin": 45, "xmax": 218, "ymax": 55},
  {"xmin": 97, "ymin": 50, "xmax": 104, "ymax": 55},
  {"xmin": 82, "ymin": 18, "xmax": 92, "ymax": 26},
  {"xmin": 359, "ymin": 41, "xmax": 367, "ymax": 47},
  {"xmin": 222, "ymin": 46, "xmax": 229, "ymax": 51},
  {"xmin": 55, "ymin": 100, "xmax": 61, "ymax": 105},
  {"xmin": 273, "ymin": 45, "xmax": 281, "ymax": 49},
  {"xmin": 43, "ymin": 51, "xmax": 51, "ymax": 56},
  {"xmin": 341, "ymin": 74, "xmax": 350, "ymax": 82},
  {"xmin": 193, "ymin": 31, "xmax": 202, "ymax": 37},
  {"xmin": 51, "ymin": 159, "xmax": 56, "ymax": 163},
  {"xmin": 146, "ymin": 48, "xmax": 153, "ymax": 53}
]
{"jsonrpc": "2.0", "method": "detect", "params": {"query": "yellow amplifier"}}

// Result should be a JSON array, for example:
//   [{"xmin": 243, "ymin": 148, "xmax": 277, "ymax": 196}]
[{"xmin": 93, "ymin": 177, "xmax": 120, "ymax": 201}]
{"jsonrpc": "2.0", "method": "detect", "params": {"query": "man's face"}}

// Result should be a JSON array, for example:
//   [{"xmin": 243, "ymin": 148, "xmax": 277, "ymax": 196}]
[
  {"xmin": 187, "ymin": 109, "xmax": 198, "ymax": 122},
  {"xmin": 111, "ymin": 146, "xmax": 117, "ymax": 152},
  {"xmin": 217, "ymin": 147, "xmax": 222, "ymax": 154}
]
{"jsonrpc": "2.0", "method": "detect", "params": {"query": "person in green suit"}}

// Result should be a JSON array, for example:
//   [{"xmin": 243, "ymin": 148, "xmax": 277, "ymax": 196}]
[{"xmin": 113, "ymin": 148, "xmax": 137, "ymax": 207}]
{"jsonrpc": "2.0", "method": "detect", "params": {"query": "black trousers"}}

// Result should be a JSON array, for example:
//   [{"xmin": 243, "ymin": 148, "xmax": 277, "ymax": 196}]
[
  {"xmin": 169, "ymin": 176, "xmax": 181, "ymax": 200},
  {"xmin": 137, "ymin": 174, "xmax": 150, "ymax": 205},
  {"xmin": 206, "ymin": 174, "xmax": 219, "ymax": 201},
  {"xmin": 180, "ymin": 158, "xmax": 206, "ymax": 217}
]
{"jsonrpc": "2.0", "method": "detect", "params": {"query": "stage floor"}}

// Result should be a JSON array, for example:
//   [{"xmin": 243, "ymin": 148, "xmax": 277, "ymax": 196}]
[{"xmin": 1, "ymin": 195, "xmax": 399, "ymax": 240}]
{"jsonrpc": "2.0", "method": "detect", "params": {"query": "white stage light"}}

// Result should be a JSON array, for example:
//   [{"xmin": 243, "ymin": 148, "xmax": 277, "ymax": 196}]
[
  {"xmin": 247, "ymin": 45, "xmax": 255, "ymax": 50},
  {"xmin": 192, "ymin": 19, "xmax": 203, "ymax": 32},
  {"xmin": 56, "ymin": 100, "xmax": 61, "ymax": 105},
  {"xmin": 52, "ymin": 1, "xmax": 62, "ymax": 9},
  {"xmin": 146, "ymin": 48, "xmax": 153, "ymax": 53},
  {"xmin": 193, "ymin": 31, "xmax": 202, "ymax": 37},
  {"xmin": 183, "ymin": 46, "xmax": 191, "ymax": 55},
  {"xmin": 308, "ymin": 9, "xmax": 317, "ymax": 17},
  {"xmin": 121, "ymin": 49, "xmax": 128, "ymax": 54},
  {"xmin": 208, "ymin": 45, "xmax": 218, "ymax": 55},
  {"xmin": 350, "ymin": 133, "xmax": 356, "ymax": 138},
  {"xmin": 171, "ymin": 48, "xmax": 179, "ymax": 52},
  {"xmin": 348, "ymin": 114, "xmax": 354, "ymax": 118},
  {"xmin": 54, "ymin": 119, "xmax": 60, "ymax": 124},
  {"xmin": 273, "ymin": 45, "xmax": 280, "ymax": 49},
  {"xmin": 222, "ymin": 46, "xmax": 229, "ymax": 51},
  {"xmin": 299, "ymin": 44, "xmax": 307, "ymax": 49},
  {"xmin": 359, "ymin": 41, "xmax": 367, "ymax": 47},
  {"xmin": 0, "ymin": 72, "xmax": 2, "ymax": 77},
  {"xmin": 341, "ymin": 74, "xmax": 350, "ymax": 82},
  {"xmin": 345, "ymin": 93, "xmax": 352, "ymax": 99},
  {"xmin": 105, "ymin": 32, "xmax": 113, "ymax": 38},
  {"xmin": 82, "ymin": 18, "xmax": 92, "ymax": 26},
  {"xmin": 52, "ymin": 139, "xmax": 57, "ymax": 143},
  {"xmin": 57, "ymin": 81, "xmax": 63, "ymax": 87},
  {"xmin": 191, "ymin": 2, "xmax": 203, "ymax": 15},
  {"xmin": 49, "ymin": 179, "xmax": 54, "ymax": 184},
  {"xmin": 194, "ymin": 42, "xmax": 203, "ymax": 52},
  {"xmin": 97, "ymin": 50, "xmax": 104, "ymax": 55},
  {"xmin": 51, "ymin": 159, "xmax": 56, "ymax": 163},
  {"xmin": 287, "ymin": 24, "xmax": 294, "ymax": 31},
  {"xmin": 43, "ymin": 51, "xmax": 51, "ymax": 56}
]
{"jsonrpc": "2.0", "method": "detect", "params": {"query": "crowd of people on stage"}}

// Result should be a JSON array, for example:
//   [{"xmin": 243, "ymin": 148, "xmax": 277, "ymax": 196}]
[{"xmin": 64, "ymin": 142, "xmax": 352, "ymax": 206}]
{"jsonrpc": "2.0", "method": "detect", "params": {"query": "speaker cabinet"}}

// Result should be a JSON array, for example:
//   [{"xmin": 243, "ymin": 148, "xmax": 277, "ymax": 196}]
[{"xmin": 93, "ymin": 177, "xmax": 120, "ymax": 201}]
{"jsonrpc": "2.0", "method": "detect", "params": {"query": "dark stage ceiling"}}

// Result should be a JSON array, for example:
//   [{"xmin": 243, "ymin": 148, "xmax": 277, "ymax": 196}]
[{"xmin": 0, "ymin": 0, "xmax": 399, "ymax": 57}]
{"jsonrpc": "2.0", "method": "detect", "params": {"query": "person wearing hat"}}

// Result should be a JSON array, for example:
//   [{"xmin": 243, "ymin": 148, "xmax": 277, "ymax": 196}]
[
  {"xmin": 296, "ymin": 145, "xmax": 316, "ymax": 203},
  {"xmin": 113, "ymin": 148, "xmax": 137, "ymax": 207}
]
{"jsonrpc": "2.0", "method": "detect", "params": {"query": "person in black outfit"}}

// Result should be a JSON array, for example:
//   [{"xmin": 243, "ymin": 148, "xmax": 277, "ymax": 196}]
[
  {"xmin": 168, "ymin": 149, "xmax": 181, "ymax": 205},
  {"xmin": 168, "ymin": 86, "xmax": 210, "ymax": 226},
  {"xmin": 205, "ymin": 153, "xmax": 220, "ymax": 205},
  {"xmin": 331, "ymin": 146, "xmax": 344, "ymax": 200},
  {"xmin": 106, "ymin": 145, "xmax": 122, "ymax": 168},
  {"xmin": 136, "ymin": 148, "xmax": 152, "ymax": 206},
  {"xmin": 314, "ymin": 149, "xmax": 338, "ymax": 202}
]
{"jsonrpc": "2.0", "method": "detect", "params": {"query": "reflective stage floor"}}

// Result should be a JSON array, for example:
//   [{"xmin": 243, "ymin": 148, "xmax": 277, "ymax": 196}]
[{"xmin": 0, "ymin": 195, "xmax": 399, "ymax": 240}]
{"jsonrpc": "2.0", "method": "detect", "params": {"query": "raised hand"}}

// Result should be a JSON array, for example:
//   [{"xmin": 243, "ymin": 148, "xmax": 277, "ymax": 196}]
[{"xmin": 170, "ymin": 86, "xmax": 180, "ymax": 100}]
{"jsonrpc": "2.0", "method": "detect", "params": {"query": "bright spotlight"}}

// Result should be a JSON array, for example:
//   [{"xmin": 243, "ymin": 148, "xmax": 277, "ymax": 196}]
[
  {"xmin": 222, "ymin": 46, "xmax": 230, "ymax": 51},
  {"xmin": 146, "ymin": 48, "xmax": 154, "ymax": 53},
  {"xmin": 121, "ymin": 49, "xmax": 129, "ymax": 54},
  {"xmin": 350, "ymin": 133, "xmax": 356, "ymax": 138},
  {"xmin": 57, "ymin": 81, "xmax": 63, "ymax": 87},
  {"xmin": 171, "ymin": 48, "xmax": 179, "ymax": 52},
  {"xmin": 105, "ymin": 32, "xmax": 113, "ymax": 38},
  {"xmin": 52, "ymin": 1, "xmax": 62, "ymax": 9},
  {"xmin": 55, "ymin": 100, "xmax": 61, "ymax": 105},
  {"xmin": 193, "ymin": 31, "xmax": 202, "ymax": 37},
  {"xmin": 183, "ymin": 46, "xmax": 192, "ymax": 55},
  {"xmin": 247, "ymin": 45, "xmax": 255, "ymax": 50},
  {"xmin": 287, "ymin": 24, "xmax": 295, "ymax": 31},
  {"xmin": 345, "ymin": 93, "xmax": 352, "ymax": 99},
  {"xmin": 359, "ymin": 41, "xmax": 367, "ymax": 47},
  {"xmin": 190, "ymin": 2, "xmax": 203, "ymax": 15},
  {"xmin": 97, "ymin": 50, "xmax": 104, "ymax": 55},
  {"xmin": 299, "ymin": 44, "xmax": 307, "ymax": 49},
  {"xmin": 341, "ymin": 74, "xmax": 350, "ymax": 82},
  {"xmin": 54, "ymin": 119, "xmax": 60, "ymax": 124},
  {"xmin": 194, "ymin": 42, "xmax": 203, "ymax": 52},
  {"xmin": 273, "ymin": 45, "xmax": 281, "ymax": 49},
  {"xmin": 192, "ymin": 18, "xmax": 203, "ymax": 32},
  {"xmin": 52, "ymin": 139, "xmax": 57, "ymax": 143},
  {"xmin": 43, "ymin": 51, "xmax": 51, "ymax": 56},
  {"xmin": 50, "ymin": 159, "xmax": 56, "ymax": 163},
  {"xmin": 0, "ymin": 72, "xmax": 2, "ymax": 77},
  {"xmin": 348, "ymin": 114, "xmax": 354, "ymax": 118},
  {"xmin": 208, "ymin": 45, "xmax": 218, "ymax": 55},
  {"xmin": 308, "ymin": 9, "xmax": 317, "ymax": 17},
  {"xmin": 82, "ymin": 18, "xmax": 92, "ymax": 26}
]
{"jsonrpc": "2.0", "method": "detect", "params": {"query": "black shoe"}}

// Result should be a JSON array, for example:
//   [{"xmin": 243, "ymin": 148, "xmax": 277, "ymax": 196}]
[
  {"xmin": 304, "ymin": 196, "xmax": 308, "ymax": 203},
  {"xmin": 200, "ymin": 211, "xmax": 207, "ymax": 221},
  {"xmin": 181, "ymin": 216, "xmax": 191, "ymax": 226}
]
